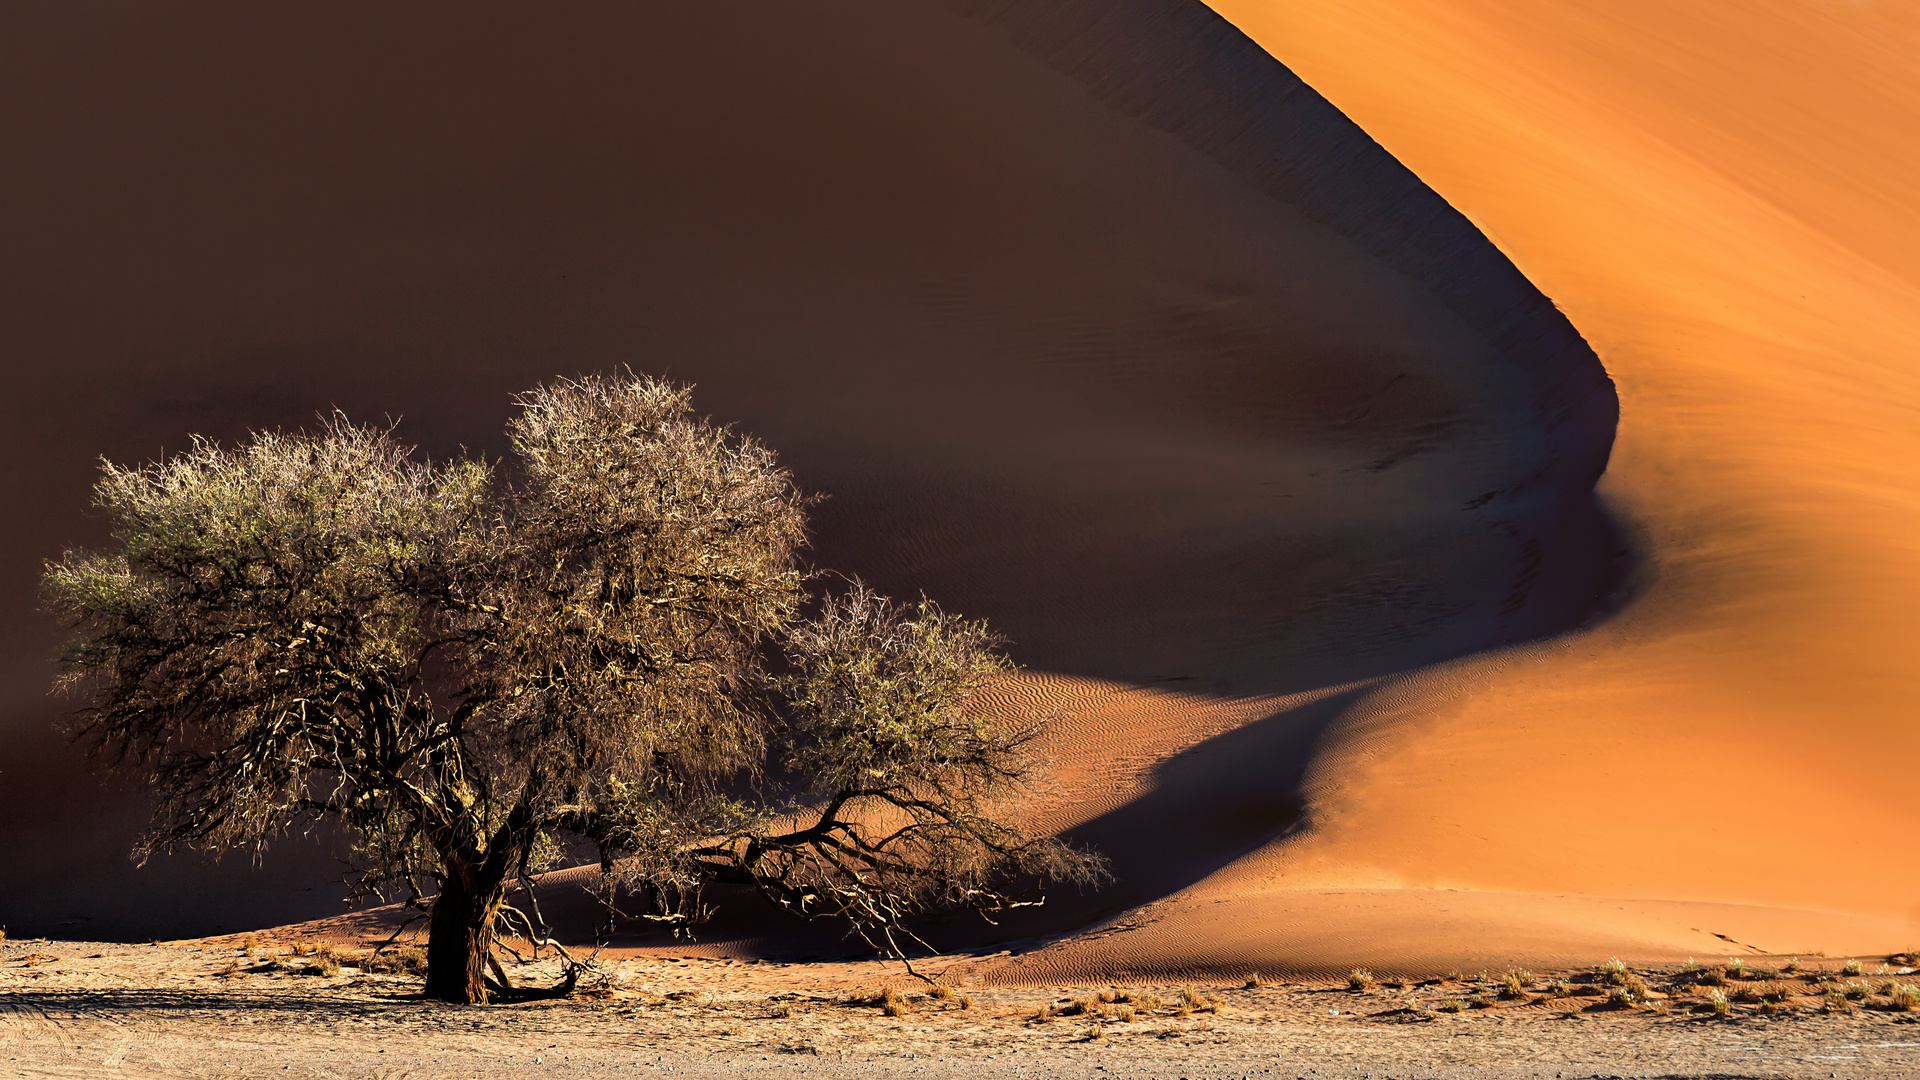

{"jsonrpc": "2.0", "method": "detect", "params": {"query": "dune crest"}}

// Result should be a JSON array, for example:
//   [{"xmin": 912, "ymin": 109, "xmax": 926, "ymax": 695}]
[{"xmin": 1161, "ymin": 0, "xmax": 1920, "ymax": 962}]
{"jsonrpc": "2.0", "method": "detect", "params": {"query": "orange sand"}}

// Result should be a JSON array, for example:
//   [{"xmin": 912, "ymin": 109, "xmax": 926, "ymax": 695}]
[{"xmin": 1116, "ymin": 0, "xmax": 1920, "ymax": 968}]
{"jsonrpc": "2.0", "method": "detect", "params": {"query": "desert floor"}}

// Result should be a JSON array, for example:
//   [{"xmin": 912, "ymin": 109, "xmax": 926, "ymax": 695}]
[{"xmin": 6, "ymin": 940, "xmax": 1920, "ymax": 1079}]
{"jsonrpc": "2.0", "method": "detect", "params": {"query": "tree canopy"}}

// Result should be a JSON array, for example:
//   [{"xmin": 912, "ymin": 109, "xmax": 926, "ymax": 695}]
[{"xmin": 43, "ymin": 374, "xmax": 1103, "ymax": 1003}]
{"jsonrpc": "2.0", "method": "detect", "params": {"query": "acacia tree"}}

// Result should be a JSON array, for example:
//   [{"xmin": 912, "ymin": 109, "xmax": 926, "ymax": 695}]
[{"xmin": 43, "ymin": 373, "xmax": 1103, "ymax": 1004}]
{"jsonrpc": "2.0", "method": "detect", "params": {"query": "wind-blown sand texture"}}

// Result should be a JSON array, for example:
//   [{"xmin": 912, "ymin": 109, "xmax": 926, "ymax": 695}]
[{"xmin": 0, "ymin": 0, "xmax": 1910, "ymax": 984}]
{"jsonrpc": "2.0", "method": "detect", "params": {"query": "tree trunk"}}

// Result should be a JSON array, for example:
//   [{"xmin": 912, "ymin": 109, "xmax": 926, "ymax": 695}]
[{"xmin": 424, "ymin": 870, "xmax": 500, "ymax": 1004}]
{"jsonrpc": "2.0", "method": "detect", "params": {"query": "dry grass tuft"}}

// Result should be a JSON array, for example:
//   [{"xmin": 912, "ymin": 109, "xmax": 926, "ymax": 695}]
[
  {"xmin": 1843, "ymin": 981, "xmax": 1872, "ymax": 1001},
  {"xmin": 1542, "ymin": 979, "xmax": 1574, "ymax": 999},
  {"xmin": 240, "ymin": 936, "xmax": 259, "ymax": 957},
  {"xmin": 218, "ymin": 959, "xmax": 242, "ymax": 980},
  {"xmin": 1887, "ymin": 985, "xmax": 1920, "ymax": 1013},
  {"xmin": 1707, "ymin": 989, "xmax": 1732, "ymax": 1017},
  {"xmin": 362, "ymin": 946, "xmax": 427, "ymax": 977},
  {"xmin": 1436, "ymin": 998, "xmax": 1466, "ymax": 1014},
  {"xmin": 1843, "ymin": 958, "xmax": 1865, "ymax": 977},
  {"xmin": 1084, "ymin": 1023, "xmax": 1105, "ymax": 1042},
  {"xmin": 1467, "ymin": 994, "xmax": 1494, "ymax": 1010},
  {"xmin": 928, "ymin": 984, "xmax": 955, "ymax": 1002},
  {"xmin": 1499, "ymin": 970, "xmax": 1533, "ymax": 1000},
  {"xmin": 1822, "ymin": 989, "xmax": 1853, "ymax": 1015},
  {"xmin": 1347, "ymin": 968, "xmax": 1376, "ymax": 992},
  {"xmin": 1441, "ymin": 969, "xmax": 1465, "ymax": 984},
  {"xmin": 1243, "ymin": 972, "xmax": 1263, "ymax": 990},
  {"xmin": 959, "ymin": 994, "xmax": 974, "ymax": 1011},
  {"xmin": 1698, "ymin": 965, "xmax": 1730, "ymax": 987},
  {"xmin": 770, "ymin": 1003, "xmax": 794, "ymax": 1019}
]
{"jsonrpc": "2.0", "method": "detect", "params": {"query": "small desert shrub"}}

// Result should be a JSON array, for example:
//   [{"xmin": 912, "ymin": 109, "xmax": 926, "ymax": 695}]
[
  {"xmin": 219, "ymin": 959, "xmax": 242, "ymax": 980},
  {"xmin": 1467, "ymin": 993, "xmax": 1494, "ymax": 1009},
  {"xmin": 1499, "ymin": 971, "xmax": 1532, "ymax": 1000},
  {"xmin": 1118, "ymin": 991, "xmax": 1160, "ymax": 1009},
  {"xmin": 1843, "ymin": 958, "xmax": 1865, "ymax": 977},
  {"xmin": 1085, "ymin": 1023, "xmax": 1105, "ymax": 1041},
  {"xmin": 1384, "ymin": 976, "xmax": 1409, "ymax": 990},
  {"xmin": 880, "ymin": 987, "xmax": 910, "ymax": 1018},
  {"xmin": 240, "ymin": 936, "xmax": 259, "ymax": 957},
  {"xmin": 1112, "ymin": 1004, "xmax": 1136, "ymax": 1023},
  {"xmin": 1605, "ymin": 987, "xmax": 1639, "ymax": 1009},
  {"xmin": 1180, "ymin": 986, "xmax": 1204, "ymax": 1011},
  {"xmin": 1663, "ymin": 981, "xmax": 1692, "ymax": 999},
  {"xmin": 959, "ymin": 995, "xmax": 974, "ymax": 1011},
  {"xmin": 929, "ymin": 984, "xmax": 955, "ymax": 1002},
  {"xmin": 1437, "ymin": 998, "xmax": 1466, "ymax": 1013},
  {"xmin": 1887, "ymin": 985, "xmax": 1920, "ymax": 1013},
  {"xmin": 1543, "ymin": 979, "xmax": 1574, "ymax": 999},
  {"xmin": 1057, "ymin": 997, "xmax": 1093, "ymax": 1017},
  {"xmin": 291, "ymin": 942, "xmax": 316, "ymax": 957},
  {"xmin": 1822, "ymin": 990, "xmax": 1852, "ymax": 1015},
  {"xmin": 1726, "ymin": 958, "xmax": 1747, "ymax": 980},
  {"xmin": 363, "ymin": 946, "xmax": 428, "ymax": 977},
  {"xmin": 1347, "ymin": 968, "xmax": 1376, "ymax": 992},
  {"xmin": 1749, "ymin": 964, "xmax": 1779, "ymax": 980},
  {"xmin": 1733, "ymin": 986, "xmax": 1762, "ymax": 1004},
  {"xmin": 1783, "ymin": 958, "xmax": 1800, "ymax": 974},
  {"xmin": 770, "ymin": 1003, "xmax": 794, "ymax": 1019},
  {"xmin": 1243, "ymin": 973, "xmax": 1263, "ymax": 989},
  {"xmin": 1760, "ymin": 983, "xmax": 1795, "ymax": 1004},
  {"xmin": 1441, "ymin": 969, "xmax": 1465, "ymax": 984},
  {"xmin": 1844, "ymin": 981, "xmax": 1872, "ymax": 1001},
  {"xmin": 1599, "ymin": 958, "xmax": 1630, "ymax": 982},
  {"xmin": 1707, "ymin": 989, "xmax": 1732, "ymax": 1016},
  {"xmin": 310, "ymin": 953, "xmax": 341, "ymax": 978},
  {"xmin": 1699, "ymin": 966, "xmax": 1730, "ymax": 987}
]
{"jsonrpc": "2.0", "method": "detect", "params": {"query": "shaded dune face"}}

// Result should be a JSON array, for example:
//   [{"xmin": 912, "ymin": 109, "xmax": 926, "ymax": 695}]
[{"xmin": 0, "ymin": 0, "xmax": 1614, "ymax": 939}]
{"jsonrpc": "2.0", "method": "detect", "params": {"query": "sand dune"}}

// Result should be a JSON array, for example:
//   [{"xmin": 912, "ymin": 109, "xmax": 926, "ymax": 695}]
[
  {"xmin": 17, "ymin": 0, "xmax": 1892, "ymax": 979},
  {"xmin": 0, "ymin": 0, "xmax": 1615, "ymax": 946}
]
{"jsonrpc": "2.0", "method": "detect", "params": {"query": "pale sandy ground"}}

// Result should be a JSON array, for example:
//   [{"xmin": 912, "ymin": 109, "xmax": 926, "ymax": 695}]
[{"xmin": 8, "ymin": 940, "xmax": 1920, "ymax": 1079}]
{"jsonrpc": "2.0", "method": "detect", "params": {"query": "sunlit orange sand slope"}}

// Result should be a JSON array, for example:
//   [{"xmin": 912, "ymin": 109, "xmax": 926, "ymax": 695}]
[{"xmin": 1016, "ymin": 0, "xmax": 1920, "ymax": 977}]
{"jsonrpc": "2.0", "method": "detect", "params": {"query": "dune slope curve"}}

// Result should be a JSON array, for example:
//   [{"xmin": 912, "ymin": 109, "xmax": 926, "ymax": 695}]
[{"xmin": 0, "ymin": 0, "xmax": 1613, "ymax": 946}]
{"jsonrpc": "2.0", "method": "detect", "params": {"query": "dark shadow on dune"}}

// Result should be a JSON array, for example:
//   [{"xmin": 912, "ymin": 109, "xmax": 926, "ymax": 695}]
[{"xmin": 0, "ymin": 0, "xmax": 1618, "ymax": 940}]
